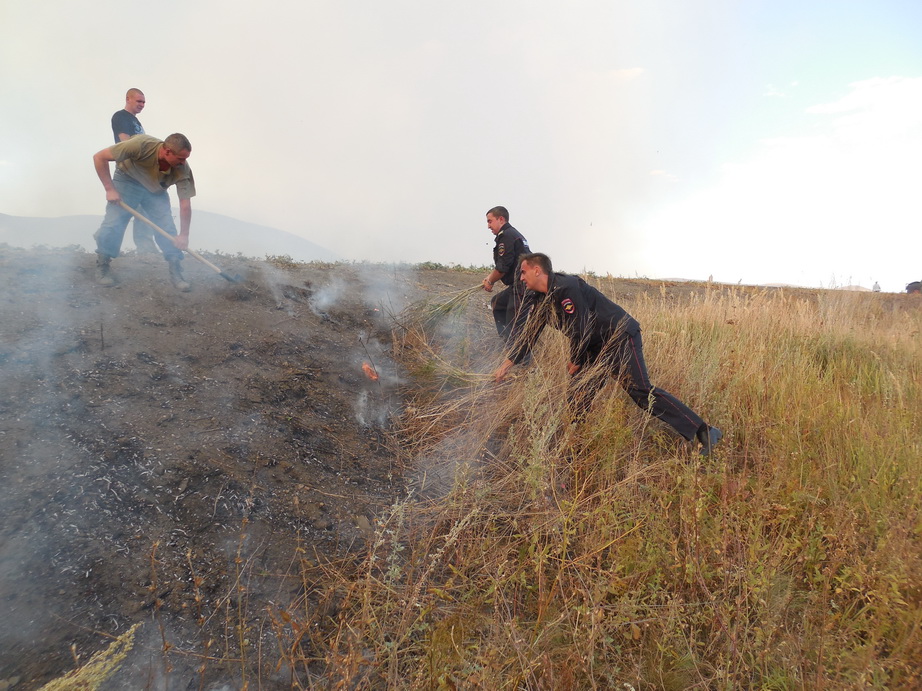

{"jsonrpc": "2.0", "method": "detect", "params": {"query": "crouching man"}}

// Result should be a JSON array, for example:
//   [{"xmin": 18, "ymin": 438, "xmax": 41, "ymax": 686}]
[
  {"xmin": 92, "ymin": 133, "xmax": 195, "ymax": 292},
  {"xmin": 494, "ymin": 252, "xmax": 723, "ymax": 456}
]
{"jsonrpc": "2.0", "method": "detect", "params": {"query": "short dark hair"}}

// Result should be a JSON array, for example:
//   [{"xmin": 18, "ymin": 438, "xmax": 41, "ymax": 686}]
[
  {"xmin": 486, "ymin": 206, "xmax": 509, "ymax": 222},
  {"xmin": 164, "ymin": 133, "xmax": 192, "ymax": 153},
  {"xmin": 520, "ymin": 252, "xmax": 552, "ymax": 275}
]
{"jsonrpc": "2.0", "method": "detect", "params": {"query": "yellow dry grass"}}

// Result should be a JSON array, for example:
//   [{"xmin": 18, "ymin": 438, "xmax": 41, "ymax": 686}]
[
  {"xmin": 272, "ymin": 282, "xmax": 922, "ymax": 689},
  {"xmin": 39, "ymin": 623, "xmax": 141, "ymax": 691}
]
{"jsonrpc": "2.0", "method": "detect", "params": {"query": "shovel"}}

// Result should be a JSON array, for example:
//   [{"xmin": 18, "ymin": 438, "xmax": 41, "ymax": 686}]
[{"xmin": 118, "ymin": 201, "xmax": 243, "ymax": 283}]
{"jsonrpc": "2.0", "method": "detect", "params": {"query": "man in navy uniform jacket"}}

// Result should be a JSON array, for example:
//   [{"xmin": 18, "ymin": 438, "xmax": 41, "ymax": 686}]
[{"xmin": 494, "ymin": 252, "xmax": 723, "ymax": 455}]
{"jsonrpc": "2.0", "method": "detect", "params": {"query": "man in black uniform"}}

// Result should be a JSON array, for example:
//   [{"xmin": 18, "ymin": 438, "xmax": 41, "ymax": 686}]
[
  {"xmin": 481, "ymin": 206, "xmax": 531, "ymax": 341},
  {"xmin": 494, "ymin": 252, "xmax": 723, "ymax": 455},
  {"xmin": 111, "ymin": 88, "xmax": 158, "ymax": 254}
]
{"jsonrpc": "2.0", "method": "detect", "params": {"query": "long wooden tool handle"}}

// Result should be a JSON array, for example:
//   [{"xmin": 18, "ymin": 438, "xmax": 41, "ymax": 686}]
[{"xmin": 118, "ymin": 201, "xmax": 223, "ymax": 274}]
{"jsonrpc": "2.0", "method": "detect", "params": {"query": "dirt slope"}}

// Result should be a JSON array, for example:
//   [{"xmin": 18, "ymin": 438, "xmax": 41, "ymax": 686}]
[{"xmin": 0, "ymin": 246, "xmax": 477, "ymax": 689}]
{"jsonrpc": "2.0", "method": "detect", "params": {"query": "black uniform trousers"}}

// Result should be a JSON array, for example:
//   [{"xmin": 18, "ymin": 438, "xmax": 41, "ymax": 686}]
[
  {"xmin": 491, "ymin": 278, "xmax": 527, "ymax": 342},
  {"xmin": 569, "ymin": 330, "xmax": 704, "ymax": 441}
]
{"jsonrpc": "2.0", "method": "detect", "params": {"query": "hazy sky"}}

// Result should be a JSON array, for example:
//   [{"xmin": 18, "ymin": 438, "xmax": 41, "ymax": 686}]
[{"xmin": 2, "ymin": 0, "xmax": 921, "ymax": 290}]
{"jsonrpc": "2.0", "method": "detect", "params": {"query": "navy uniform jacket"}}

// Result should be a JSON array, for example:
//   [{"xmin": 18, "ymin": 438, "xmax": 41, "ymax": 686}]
[
  {"xmin": 508, "ymin": 272, "xmax": 640, "ymax": 365},
  {"xmin": 492, "ymin": 223, "xmax": 530, "ymax": 286}
]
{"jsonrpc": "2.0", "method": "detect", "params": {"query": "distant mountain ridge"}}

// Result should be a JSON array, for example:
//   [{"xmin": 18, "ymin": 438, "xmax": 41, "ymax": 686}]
[{"xmin": 0, "ymin": 210, "xmax": 340, "ymax": 262}]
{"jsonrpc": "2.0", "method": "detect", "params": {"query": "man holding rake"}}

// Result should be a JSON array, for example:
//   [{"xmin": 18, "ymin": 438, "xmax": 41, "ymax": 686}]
[{"xmin": 92, "ymin": 132, "xmax": 195, "ymax": 292}]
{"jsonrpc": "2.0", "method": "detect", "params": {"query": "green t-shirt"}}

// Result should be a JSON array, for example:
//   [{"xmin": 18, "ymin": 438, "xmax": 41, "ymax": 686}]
[{"xmin": 111, "ymin": 135, "xmax": 196, "ymax": 200}]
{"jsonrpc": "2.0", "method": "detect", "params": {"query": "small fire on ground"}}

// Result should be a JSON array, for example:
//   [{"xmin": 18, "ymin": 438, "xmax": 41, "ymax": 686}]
[{"xmin": 362, "ymin": 362, "xmax": 379, "ymax": 381}]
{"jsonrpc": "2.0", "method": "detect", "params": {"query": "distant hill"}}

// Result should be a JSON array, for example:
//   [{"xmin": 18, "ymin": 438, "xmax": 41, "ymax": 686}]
[{"xmin": 0, "ymin": 210, "xmax": 341, "ymax": 262}]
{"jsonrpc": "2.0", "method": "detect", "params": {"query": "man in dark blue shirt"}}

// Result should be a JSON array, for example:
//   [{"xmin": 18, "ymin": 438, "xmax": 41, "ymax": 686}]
[
  {"xmin": 495, "ymin": 252, "xmax": 723, "ymax": 455},
  {"xmin": 111, "ymin": 88, "xmax": 146, "ymax": 143},
  {"xmin": 110, "ymin": 88, "xmax": 157, "ymax": 254},
  {"xmin": 481, "ymin": 206, "xmax": 531, "ymax": 342}
]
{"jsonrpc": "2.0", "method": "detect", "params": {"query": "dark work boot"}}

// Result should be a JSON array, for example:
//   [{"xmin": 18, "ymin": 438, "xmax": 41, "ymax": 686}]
[
  {"xmin": 95, "ymin": 254, "xmax": 115, "ymax": 287},
  {"xmin": 697, "ymin": 425, "xmax": 724, "ymax": 457},
  {"xmin": 168, "ymin": 259, "xmax": 191, "ymax": 292}
]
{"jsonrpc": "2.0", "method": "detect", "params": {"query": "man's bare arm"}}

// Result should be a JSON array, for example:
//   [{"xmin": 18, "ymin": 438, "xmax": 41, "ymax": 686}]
[
  {"xmin": 93, "ymin": 147, "xmax": 120, "ymax": 202},
  {"xmin": 173, "ymin": 198, "xmax": 192, "ymax": 250}
]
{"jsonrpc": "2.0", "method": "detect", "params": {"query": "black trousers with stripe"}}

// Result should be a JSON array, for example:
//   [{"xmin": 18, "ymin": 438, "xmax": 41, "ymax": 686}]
[
  {"xmin": 491, "ymin": 279, "xmax": 527, "ymax": 342},
  {"xmin": 569, "ymin": 330, "xmax": 704, "ymax": 441}
]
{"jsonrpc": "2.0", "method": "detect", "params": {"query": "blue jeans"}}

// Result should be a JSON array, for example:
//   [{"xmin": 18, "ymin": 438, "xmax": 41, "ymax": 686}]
[{"xmin": 94, "ymin": 172, "xmax": 183, "ymax": 262}]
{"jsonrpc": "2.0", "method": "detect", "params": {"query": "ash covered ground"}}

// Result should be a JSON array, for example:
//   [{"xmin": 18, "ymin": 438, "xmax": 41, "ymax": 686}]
[{"xmin": 0, "ymin": 246, "xmax": 479, "ymax": 689}]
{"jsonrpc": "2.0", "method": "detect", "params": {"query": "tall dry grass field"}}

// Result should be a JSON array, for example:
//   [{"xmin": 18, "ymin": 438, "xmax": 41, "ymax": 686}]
[{"xmin": 278, "ymin": 282, "xmax": 922, "ymax": 690}]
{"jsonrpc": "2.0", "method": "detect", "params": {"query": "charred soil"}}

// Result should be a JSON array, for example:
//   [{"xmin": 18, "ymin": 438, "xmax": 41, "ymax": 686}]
[{"xmin": 0, "ymin": 247, "xmax": 477, "ymax": 689}]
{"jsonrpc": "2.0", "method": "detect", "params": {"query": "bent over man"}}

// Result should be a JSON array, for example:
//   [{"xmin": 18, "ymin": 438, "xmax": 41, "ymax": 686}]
[
  {"xmin": 494, "ymin": 252, "xmax": 723, "ymax": 455},
  {"xmin": 481, "ymin": 206, "xmax": 530, "ymax": 341},
  {"xmin": 92, "ymin": 133, "xmax": 195, "ymax": 292}
]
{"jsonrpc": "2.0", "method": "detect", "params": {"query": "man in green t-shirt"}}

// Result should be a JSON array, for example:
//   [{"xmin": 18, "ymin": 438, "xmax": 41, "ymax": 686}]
[{"xmin": 92, "ymin": 133, "xmax": 195, "ymax": 291}]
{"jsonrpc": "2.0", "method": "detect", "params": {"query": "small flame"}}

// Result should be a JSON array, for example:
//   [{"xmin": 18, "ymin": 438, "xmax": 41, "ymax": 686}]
[{"xmin": 362, "ymin": 362, "xmax": 379, "ymax": 381}]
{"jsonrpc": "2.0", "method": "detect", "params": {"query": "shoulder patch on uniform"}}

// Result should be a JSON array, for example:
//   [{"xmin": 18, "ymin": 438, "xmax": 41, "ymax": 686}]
[
  {"xmin": 497, "ymin": 242, "xmax": 506, "ymax": 256},
  {"xmin": 561, "ymin": 298, "xmax": 575, "ymax": 314}
]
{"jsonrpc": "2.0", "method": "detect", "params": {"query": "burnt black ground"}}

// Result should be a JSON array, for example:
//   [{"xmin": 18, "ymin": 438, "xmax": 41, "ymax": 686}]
[{"xmin": 0, "ymin": 246, "xmax": 479, "ymax": 689}]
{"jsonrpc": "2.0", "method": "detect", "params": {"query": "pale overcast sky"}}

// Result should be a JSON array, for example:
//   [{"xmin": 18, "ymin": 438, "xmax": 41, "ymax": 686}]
[{"xmin": 2, "ymin": 0, "xmax": 921, "ymax": 290}]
